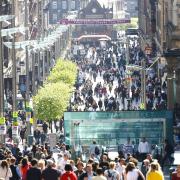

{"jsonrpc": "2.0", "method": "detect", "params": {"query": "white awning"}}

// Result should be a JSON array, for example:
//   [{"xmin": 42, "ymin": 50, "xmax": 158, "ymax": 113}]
[{"xmin": 77, "ymin": 34, "xmax": 111, "ymax": 41}]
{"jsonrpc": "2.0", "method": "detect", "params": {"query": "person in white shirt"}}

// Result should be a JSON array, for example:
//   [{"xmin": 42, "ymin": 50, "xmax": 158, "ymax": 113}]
[
  {"xmin": 58, "ymin": 153, "xmax": 69, "ymax": 172},
  {"xmin": 138, "ymin": 137, "xmax": 150, "ymax": 161},
  {"xmin": 124, "ymin": 162, "xmax": 145, "ymax": 180},
  {"xmin": 116, "ymin": 158, "xmax": 126, "ymax": 180},
  {"xmin": 0, "ymin": 160, "xmax": 12, "ymax": 180}
]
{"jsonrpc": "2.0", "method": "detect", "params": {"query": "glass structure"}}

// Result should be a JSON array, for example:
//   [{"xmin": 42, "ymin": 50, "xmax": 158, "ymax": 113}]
[{"xmin": 64, "ymin": 111, "xmax": 173, "ymax": 150}]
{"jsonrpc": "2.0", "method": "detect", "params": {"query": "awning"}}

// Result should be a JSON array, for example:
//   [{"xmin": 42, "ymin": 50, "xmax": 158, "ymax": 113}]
[{"xmin": 77, "ymin": 34, "xmax": 111, "ymax": 41}]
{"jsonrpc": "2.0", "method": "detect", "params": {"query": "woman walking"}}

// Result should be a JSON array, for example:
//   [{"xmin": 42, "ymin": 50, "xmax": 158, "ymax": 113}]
[
  {"xmin": 0, "ymin": 160, "xmax": 12, "ymax": 180},
  {"xmin": 124, "ymin": 162, "xmax": 145, "ymax": 180}
]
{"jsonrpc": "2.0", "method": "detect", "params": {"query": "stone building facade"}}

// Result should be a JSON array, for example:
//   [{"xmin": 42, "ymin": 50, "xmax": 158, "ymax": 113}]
[{"xmin": 138, "ymin": 0, "xmax": 180, "ymax": 111}]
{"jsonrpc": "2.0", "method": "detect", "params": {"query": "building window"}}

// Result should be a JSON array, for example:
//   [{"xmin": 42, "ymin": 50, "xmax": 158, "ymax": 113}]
[
  {"xmin": 52, "ymin": 13, "xmax": 57, "ymax": 22},
  {"xmin": 62, "ymin": 0, "xmax": 67, "ymax": 10},
  {"xmin": 52, "ymin": 1, "xmax": 57, "ymax": 9},
  {"xmin": 71, "ymin": 0, "xmax": 76, "ymax": 10}
]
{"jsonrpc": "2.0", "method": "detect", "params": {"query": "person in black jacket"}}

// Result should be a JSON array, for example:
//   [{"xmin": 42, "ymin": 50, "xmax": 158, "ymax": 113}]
[
  {"xmin": 79, "ymin": 164, "xmax": 96, "ymax": 180},
  {"xmin": 10, "ymin": 157, "xmax": 21, "ymax": 180},
  {"xmin": 27, "ymin": 159, "xmax": 41, "ymax": 180},
  {"xmin": 161, "ymin": 139, "xmax": 174, "ymax": 169}
]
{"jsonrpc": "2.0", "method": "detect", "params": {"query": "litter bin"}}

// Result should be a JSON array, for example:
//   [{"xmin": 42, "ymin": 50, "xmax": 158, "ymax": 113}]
[{"xmin": 27, "ymin": 135, "xmax": 34, "ymax": 146}]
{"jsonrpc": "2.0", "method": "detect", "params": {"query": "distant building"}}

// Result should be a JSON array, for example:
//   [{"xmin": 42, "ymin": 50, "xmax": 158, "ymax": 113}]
[
  {"xmin": 125, "ymin": 0, "xmax": 138, "ymax": 17},
  {"xmin": 49, "ymin": 0, "xmax": 80, "ymax": 24},
  {"xmin": 80, "ymin": 0, "xmax": 91, "ymax": 9},
  {"xmin": 98, "ymin": 0, "xmax": 125, "ymax": 18},
  {"xmin": 73, "ymin": 0, "xmax": 114, "ymax": 41}
]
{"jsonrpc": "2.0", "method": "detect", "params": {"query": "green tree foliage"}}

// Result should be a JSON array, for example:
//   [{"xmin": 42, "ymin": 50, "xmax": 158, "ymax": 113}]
[
  {"xmin": 33, "ymin": 82, "xmax": 72, "ymax": 120},
  {"xmin": 48, "ymin": 59, "xmax": 77, "ymax": 86},
  {"xmin": 114, "ymin": 18, "xmax": 138, "ymax": 31},
  {"xmin": 33, "ymin": 59, "xmax": 77, "ymax": 121}
]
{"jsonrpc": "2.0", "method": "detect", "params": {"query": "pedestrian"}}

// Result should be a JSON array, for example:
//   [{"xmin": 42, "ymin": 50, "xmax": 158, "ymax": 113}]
[
  {"xmin": 104, "ymin": 162, "xmax": 120, "ymax": 180},
  {"xmin": 123, "ymin": 137, "xmax": 133, "ymax": 158},
  {"xmin": 79, "ymin": 164, "xmax": 96, "ymax": 180},
  {"xmin": 146, "ymin": 162, "xmax": 164, "ymax": 180},
  {"xmin": 172, "ymin": 164, "xmax": 180, "ymax": 180},
  {"xmin": 92, "ymin": 168, "xmax": 106, "ymax": 180},
  {"xmin": 34, "ymin": 129, "xmax": 41, "ymax": 144},
  {"xmin": 61, "ymin": 164, "xmax": 77, "ymax": 180},
  {"xmin": 116, "ymin": 158, "xmax": 126, "ymax": 179},
  {"xmin": 138, "ymin": 137, "xmax": 150, "ymax": 162},
  {"xmin": 10, "ymin": 157, "xmax": 21, "ymax": 180},
  {"xmin": 42, "ymin": 122, "xmax": 48, "ymax": 134},
  {"xmin": 161, "ymin": 139, "xmax": 174, "ymax": 169},
  {"xmin": 20, "ymin": 158, "xmax": 30, "ymax": 180},
  {"xmin": 124, "ymin": 162, "xmax": 145, "ymax": 180},
  {"xmin": 0, "ymin": 160, "xmax": 12, "ymax": 180},
  {"xmin": 74, "ymin": 161, "xmax": 85, "ymax": 178},
  {"xmin": 20, "ymin": 128, "xmax": 26, "ymax": 144},
  {"xmin": 98, "ymin": 99, "xmax": 103, "ymax": 111},
  {"xmin": 27, "ymin": 159, "xmax": 41, "ymax": 180},
  {"xmin": 42, "ymin": 159, "xmax": 61, "ymax": 180}
]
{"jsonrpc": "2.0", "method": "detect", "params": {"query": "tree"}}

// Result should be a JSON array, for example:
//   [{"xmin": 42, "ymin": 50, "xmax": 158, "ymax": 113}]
[
  {"xmin": 47, "ymin": 59, "xmax": 77, "ymax": 86},
  {"xmin": 33, "ymin": 58, "xmax": 77, "ymax": 123},
  {"xmin": 33, "ymin": 82, "xmax": 73, "ymax": 121}
]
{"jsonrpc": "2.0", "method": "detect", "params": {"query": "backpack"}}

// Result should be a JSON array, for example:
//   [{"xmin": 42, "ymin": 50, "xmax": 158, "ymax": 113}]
[
  {"xmin": 95, "ymin": 146, "xmax": 100, "ymax": 155},
  {"xmin": 107, "ymin": 170, "xmax": 115, "ymax": 180}
]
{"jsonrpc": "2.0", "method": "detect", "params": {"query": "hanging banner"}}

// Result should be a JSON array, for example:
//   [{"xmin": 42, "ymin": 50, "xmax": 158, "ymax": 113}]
[
  {"xmin": 59, "ymin": 19, "xmax": 131, "ymax": 25},
  {"xmin": 0, "ymin": 125, "xmax": 6, "ymax": 134},
  {"xmin": 12, "ymin": 126, "xmax": 18, "ymax": 136}
]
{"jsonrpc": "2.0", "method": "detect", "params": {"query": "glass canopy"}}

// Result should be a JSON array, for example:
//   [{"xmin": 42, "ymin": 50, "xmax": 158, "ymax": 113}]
[{"xmin": 64, "ymin": 111, "xmax": 173, "ymax": 149}]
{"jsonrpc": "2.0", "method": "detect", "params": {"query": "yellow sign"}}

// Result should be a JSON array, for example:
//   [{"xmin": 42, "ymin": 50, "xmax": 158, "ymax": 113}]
[
  {"xmin": 30, "ymin": 118, "xmax": 33, "ymax": 124},
  {"xmin": 0, "ymin": 117, "xmax": 5, "ymax": 125},
  {"xmin": 13, "ymin": 112, "xmax": 18, "ymax": 118},
  {"xmin": 140, "ymin": 103, "xmax": 145, "ymax": 110}
]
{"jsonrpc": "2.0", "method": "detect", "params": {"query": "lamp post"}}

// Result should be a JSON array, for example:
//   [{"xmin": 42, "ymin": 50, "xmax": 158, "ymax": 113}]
[
  {"xmin": 141, "ymin": 60, "xmax": 146, "ymax": 110},
  {"xmin": 25, "ymin": 0, "xmax": 30, "ymax": 104},
  {"xmin": 0, "ymin": 17, "xmax": 4, "ymax": 116},
  {"xmin": 126, "ymin": 37, "xmax": 130, "ymax": 65},
  {"xmin": 12, "ymin": 0, "xmax": 16, "ymax": 112}
]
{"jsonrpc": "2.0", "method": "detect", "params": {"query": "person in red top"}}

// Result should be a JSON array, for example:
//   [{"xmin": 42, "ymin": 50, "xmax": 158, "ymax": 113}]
[
  {"xmin": 61, "ymin": 164, "xmax": 77, "ymax": 180},
  {"xmin": 172, "ymin": 165, "xmax": 180, "ymax": 180},
  {"xmin": 21, "ymin": 158, "xmax": 31, "ymax": 180}
]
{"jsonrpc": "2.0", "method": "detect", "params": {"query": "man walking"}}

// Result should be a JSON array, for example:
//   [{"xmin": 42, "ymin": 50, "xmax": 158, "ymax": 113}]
[
  {"xmin": 138, "ymin": 137, "xmax": 150, "ymax": 161},
  {"xmin": 42, "ymin": 159, "xmax": 61, "ymax": 180},
  {"xmin": 27, "ymin": 159, "xmax": 41, "ymax": 180}
]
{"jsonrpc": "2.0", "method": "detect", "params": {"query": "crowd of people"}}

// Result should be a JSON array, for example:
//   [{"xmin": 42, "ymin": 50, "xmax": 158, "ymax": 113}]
[
  {"xmin": 0, "ymin": 35, "xmax": 177, "ymax": 180},
  {"xmin": 0, "ymin": 139, "xmax": 179, "ymax": 180},
  {"xmin": 69, "ymin": 37, "xmax": 167, "ymax": 112}
]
